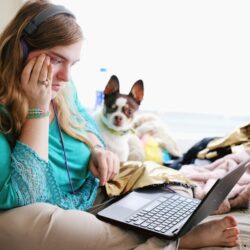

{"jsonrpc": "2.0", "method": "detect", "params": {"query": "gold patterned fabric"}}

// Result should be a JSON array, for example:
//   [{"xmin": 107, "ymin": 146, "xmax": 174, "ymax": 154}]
[
  {"xmin": 198, "ymin": 122, "xmax": 250, "ymax": 160},
  {"xmin": 105, "ymin": 161, "xmax": 193, "ymax": 197}
]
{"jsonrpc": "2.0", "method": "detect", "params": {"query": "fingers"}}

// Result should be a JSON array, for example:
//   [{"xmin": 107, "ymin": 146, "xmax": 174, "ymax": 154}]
[
  {"xmin": 97, "ymin": 151, "xmax": 111, "ymax": 186},
  {"xmin": 109, "ymin": 154, "xmax": 120, "ymax": 180},
  {"xmin": 98, "ymin": 157, "xmax": 108, "ymax": 186},
  {"xmin": 91, "ymin": 149, "xmax": 120, "ymax": 186},
  {"xmin": 100, "ymin": 153, "xmax": 119, "ymax": 185},
  {"xmin": 20, "ymin": 53, "xmax": 53, "ymax": 110},
  {"xmin": 104, "ymin": 152, "xmax": 120, "ymax": 184},
  {"xmin": 47, "ymin": 63, "xmax": 53, "ymax": 82},
  {"xmin": 38, "ymin": 56, "xmax": 51, "ymax": 83},
  {"xmin": 29, "ymin": 54, "xmax": 47, "ymax": 84},
  {"xmin": 21, "ymin": 57, "xmax": 36, "ymax": 85},
  {"xmin": 37, "ymin": 57, "xmax": 52, "ymax": 88},
  {"xmin": 89, "ymin": 163, "xmax": 99, "ymax": 179},
  {"xmin": 21, "ymin": 54, "xmax": 51, "ymax": 86}
]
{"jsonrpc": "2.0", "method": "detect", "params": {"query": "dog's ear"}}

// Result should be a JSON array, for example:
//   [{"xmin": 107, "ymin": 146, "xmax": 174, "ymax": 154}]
[
  {"xmin": 129, "ymin": 80, "xmax": 144, "ymax": 105},
  {"xmin": 104, "ymin": 75, "xmax": 120, "ymax": 97}
]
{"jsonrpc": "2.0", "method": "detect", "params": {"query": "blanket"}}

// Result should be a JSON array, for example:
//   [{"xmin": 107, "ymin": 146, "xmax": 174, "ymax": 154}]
[
  {"xmin": 105, "ymin": 161, "xmax": 194, "ymax": 197},
  {"xmin": 180, "ymin": 150, "xmax": 250, "ymax": 214},
  {"xmin": 130, "ymin": 112, "xmax": 181, "ymax": 163}
]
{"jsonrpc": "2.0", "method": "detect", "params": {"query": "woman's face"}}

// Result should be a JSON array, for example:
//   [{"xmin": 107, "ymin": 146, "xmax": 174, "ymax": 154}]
[{"xmin": 27, "ymin": 41, "xmax": 82, "ymax": 99}]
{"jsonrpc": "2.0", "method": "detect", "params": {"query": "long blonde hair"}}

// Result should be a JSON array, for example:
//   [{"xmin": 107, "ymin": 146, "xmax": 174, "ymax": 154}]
[{"xmin": 0, "ymin": 0, "xmax": 90, "ymax": 146}]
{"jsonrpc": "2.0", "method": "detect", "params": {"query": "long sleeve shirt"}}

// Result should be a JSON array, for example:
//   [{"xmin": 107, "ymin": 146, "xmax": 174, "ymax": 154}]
[{"xmin": 0, "ymin": 81, "xmax": 103, "ymax": 211}]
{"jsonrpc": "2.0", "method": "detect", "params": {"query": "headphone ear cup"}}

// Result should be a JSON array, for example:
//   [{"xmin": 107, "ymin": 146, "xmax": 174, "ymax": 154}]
[
  {"xmin": 24, "ymin": 5, "xmax": 75, "ymax": 35},
  {"xmin": 20, "ymin": 38, "xmax": 29, "ymax": 62}
]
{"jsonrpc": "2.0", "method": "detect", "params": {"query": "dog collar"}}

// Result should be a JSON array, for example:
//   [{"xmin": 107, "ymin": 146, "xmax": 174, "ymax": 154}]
[{"xmin": 101, "ymin": 118, "xmax": 134, "ymax": 136}]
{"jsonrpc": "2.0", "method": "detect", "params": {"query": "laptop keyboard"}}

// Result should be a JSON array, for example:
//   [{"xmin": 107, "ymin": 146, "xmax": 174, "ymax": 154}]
[{"xmin": 125, "ymin": 193, "xmax": 200, "ymax": 233}]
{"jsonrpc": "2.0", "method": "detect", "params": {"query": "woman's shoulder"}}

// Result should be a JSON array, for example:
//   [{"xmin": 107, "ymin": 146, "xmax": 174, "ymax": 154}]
[
  {"xmin": 0, "ymin": 103, "xmax": 15, "ymax": 148},
  {"xmin": 0, "ymin": 133, "xmax": 11, "ymax": 165},
  {"xmin": 0, "ymin": 103, "xmax": 10, "ymax": 148},
  {"xmin": 0, "ymin": 133, "xmax": 11, "ymax": 150}
]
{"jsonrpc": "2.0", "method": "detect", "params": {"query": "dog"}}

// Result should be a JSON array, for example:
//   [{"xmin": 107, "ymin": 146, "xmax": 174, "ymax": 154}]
[{"xmin": 94, "ymin": 75, "xmax": 144, "ymax": 163}]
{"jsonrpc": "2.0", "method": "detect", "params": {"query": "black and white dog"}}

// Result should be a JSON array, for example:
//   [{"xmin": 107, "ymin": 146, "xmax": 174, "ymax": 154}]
[{"xmin": 94, "ymin": 75, "xmax": 144, "ymax": 162}]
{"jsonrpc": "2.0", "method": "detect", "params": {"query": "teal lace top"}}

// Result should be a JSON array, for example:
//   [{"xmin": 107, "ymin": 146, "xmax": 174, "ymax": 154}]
[{"xmin": 0, "ymin": 81, "xmax": 103, "ymax": 211}]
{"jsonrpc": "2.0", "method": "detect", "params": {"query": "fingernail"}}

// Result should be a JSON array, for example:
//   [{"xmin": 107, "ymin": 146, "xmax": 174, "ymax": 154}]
[{"xmin": 46, "ymin": 56, "xmax": 50, "ymax": 65}]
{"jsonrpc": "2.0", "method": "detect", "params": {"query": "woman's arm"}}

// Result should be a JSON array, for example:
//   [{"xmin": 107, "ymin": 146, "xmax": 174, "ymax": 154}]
[
  {"xmin": 19, "ymin": 54, "xmax": 52, "ymax": 160},
  {"xmin": 0, "ymin": 134, "xmax": 60, "ymax": 209},
  {"xmin": 0, "ymin": 134, "xmax": 12, "ymax": 190},
  {"xmin": 70, "ymin": 81, "xmax": 120, "ymax": 185},
  {"xmin": 19, "ymin": 117, "xmax": 50, "ymax": 160}
]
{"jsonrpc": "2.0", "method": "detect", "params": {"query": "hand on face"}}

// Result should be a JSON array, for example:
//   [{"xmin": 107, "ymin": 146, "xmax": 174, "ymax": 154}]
[
  {"xmin": 21, "ymin": 54, "xmax": 53, "ymax": 111},
  {"xmin": 89, "ymin": 147, "xmax": 120, "ymax": 186}
]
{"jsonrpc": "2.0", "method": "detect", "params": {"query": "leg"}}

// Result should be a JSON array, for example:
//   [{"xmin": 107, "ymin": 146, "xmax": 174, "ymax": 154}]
[
  {"xmin": 0, "ymin": 203, "xmax": 172, "ymax": 250},
  {"xmin": 0, "ymin": 203, "xmax": 239, "ymax": 250},
  {"xmin": 179, "ymin": 215, "xmax": 239, "ymax": 249}
]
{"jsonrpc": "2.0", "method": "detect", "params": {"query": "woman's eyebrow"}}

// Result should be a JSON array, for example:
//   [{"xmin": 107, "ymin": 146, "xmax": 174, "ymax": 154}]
[
  {"xmin": 47, "ymin": 51, "xmax": 80, "ymax": 64},
  {"xmin": 47, "ymin": 51, "xmax": 67, "ymax": 61}
]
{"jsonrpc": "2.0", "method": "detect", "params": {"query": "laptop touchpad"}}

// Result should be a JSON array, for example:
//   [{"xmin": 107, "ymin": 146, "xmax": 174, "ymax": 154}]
[
  {"xmin": 108, "ymin": 196, "xmax": 150, "ymax": 221},
  {"xmin": 117, "ymin": 196, "xmax": 150, "ymax": 210}
]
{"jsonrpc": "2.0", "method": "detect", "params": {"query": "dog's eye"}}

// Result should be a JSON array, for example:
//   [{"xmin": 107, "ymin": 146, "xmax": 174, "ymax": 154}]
[
  {"xmin": 107, "ymin": 104, "xmax": 118, "ymax": 113},
  {"xmin": 124, "ymin": 108, "xmax": 133, "ymax": 117},
  {"xmin": 127, "ymin": 109, "xmax": 132, "ymax": 115}
]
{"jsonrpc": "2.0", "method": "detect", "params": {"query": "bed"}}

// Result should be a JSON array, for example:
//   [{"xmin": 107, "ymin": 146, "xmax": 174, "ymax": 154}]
[{"xmin": 132, "ymin": 112, "xmax": 250, "ymax": 249}]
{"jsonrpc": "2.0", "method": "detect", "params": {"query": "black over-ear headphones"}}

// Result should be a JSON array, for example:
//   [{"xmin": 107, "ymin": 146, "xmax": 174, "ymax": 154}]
[
  {"xmin": 23, "ymin": 4, "xmax": 75, "ymax": 35},
  {"xmin": 4, "ymin": 4, "xmax": 75, "ymax": 62},
  {"xmin": 20, "ymin": 4, "xmax": 75, "ymax": 61}
]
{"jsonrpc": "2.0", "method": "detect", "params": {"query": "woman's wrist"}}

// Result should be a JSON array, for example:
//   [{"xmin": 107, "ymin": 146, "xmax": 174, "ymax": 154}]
[
  {"xmin": 27, "ymin": 108, "xmax": 50, "ymax": 119},
  {"xmin": 93, "ymin": 144, "xmax": 106, "ymax": 150}
]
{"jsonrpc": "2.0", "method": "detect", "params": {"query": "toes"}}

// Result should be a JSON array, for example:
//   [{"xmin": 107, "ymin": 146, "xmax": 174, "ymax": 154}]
[
  {"xmin": 225, "ymin": 236, "xmax": 239, "ymax": 247},
  {"xmin": 224, "ymin": 227, "xmax": 239, "ymax": 238},
  {"xmin": 222, "ymin": 215, "xmax": 238, "ymax": 228},
  {"xmin": 222, "ymin": 227, "xmax": 239, "ymax": 247}
]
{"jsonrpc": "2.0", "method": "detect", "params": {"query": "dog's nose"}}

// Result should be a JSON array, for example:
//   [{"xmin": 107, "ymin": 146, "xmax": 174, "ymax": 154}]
[
  {"xmin": 114, "ymin": 115, "xmax": 123, "ymax": 126},
  {"xmin": 115, "ymin": 115, "xmax": 122, "ymax": 122}
]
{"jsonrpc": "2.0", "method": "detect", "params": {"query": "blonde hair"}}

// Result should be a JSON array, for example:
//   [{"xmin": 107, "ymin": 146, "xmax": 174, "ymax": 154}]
[
  {"xmin": 53, "ymin": 86, "xmax": 92, "ymax": 145},
  {"xmin": 0, "ymin": 0, "xmax": 90, "ymax": 146}
]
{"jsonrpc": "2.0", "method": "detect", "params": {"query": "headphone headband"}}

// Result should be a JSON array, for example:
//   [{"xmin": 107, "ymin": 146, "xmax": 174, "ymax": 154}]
[{"xmin": 24, "ymin": 4, "xmax": 75, "ymax": 35}]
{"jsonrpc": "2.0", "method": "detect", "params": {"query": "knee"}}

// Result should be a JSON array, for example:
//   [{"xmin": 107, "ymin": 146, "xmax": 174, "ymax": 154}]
[{"xmin": 0, "ymin": 203, "xmax": 59, "ymax": 250}]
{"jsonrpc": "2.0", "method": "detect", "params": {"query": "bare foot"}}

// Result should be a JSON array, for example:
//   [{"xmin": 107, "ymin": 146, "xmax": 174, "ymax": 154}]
[{"xmin": 179, "ymin": 215, "xmax": 239, "ymax": 249}]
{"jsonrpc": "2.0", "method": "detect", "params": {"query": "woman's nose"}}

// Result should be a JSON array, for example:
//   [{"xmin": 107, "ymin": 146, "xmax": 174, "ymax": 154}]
[{"xmin": 57, "ymin": 65, "xmax": 71, "ymax": 82}]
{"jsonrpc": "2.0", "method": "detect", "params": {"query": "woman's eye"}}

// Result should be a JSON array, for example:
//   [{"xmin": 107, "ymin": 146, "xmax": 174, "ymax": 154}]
[{"xmin": 50, "ymin": 57, "xmax": 63, "ymax": 65}]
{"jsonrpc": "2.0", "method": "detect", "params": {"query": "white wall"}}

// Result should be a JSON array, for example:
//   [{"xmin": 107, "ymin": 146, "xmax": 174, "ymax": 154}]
[
  {"xmin": 2, "ymin": 0, "xmax": 250, "ymax": 117},
  {"xmin": 2, "ymin": 0, "xmax": 250, "ymax": 151},
  {"xmin": 51, "ymin": 0, "xmax": 250, "ymax": 116},
  {"xmin": 0, "ymin": 0, "xmax": 23, "ymax": 32}
]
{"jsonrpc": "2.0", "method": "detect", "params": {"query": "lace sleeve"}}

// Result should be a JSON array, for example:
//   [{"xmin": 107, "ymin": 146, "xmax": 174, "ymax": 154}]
[
  {"xmin": 10, "ymin": 141, "xmax": 61, "ymax": 207},
  {"xmin": 2, "ymin": 140, "xmax": 97, "ymax": 211}
]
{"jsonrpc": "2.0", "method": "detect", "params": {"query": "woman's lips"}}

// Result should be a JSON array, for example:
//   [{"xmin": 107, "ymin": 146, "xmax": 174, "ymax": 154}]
[{"xmin": 52, "ymin": 84, "xmax": 62, "ymax": 91}]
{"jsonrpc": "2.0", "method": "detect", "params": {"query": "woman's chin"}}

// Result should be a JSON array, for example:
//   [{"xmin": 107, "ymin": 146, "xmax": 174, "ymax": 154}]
[{"xmin": 51, "ymin": 91, "xmax": 58, "ymax": 99}]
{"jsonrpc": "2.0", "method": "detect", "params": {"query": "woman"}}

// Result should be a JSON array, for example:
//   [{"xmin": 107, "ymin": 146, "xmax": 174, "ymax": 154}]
[{"xmin": 0, "ymin": 1, "xmax": 239, "ymax": 249}]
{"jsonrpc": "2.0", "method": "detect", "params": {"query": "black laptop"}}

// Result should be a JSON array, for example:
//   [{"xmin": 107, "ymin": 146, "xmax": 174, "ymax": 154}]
[{"xmin": 97, "ymin": 158, "xmax": 250, "ymax": 240}]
